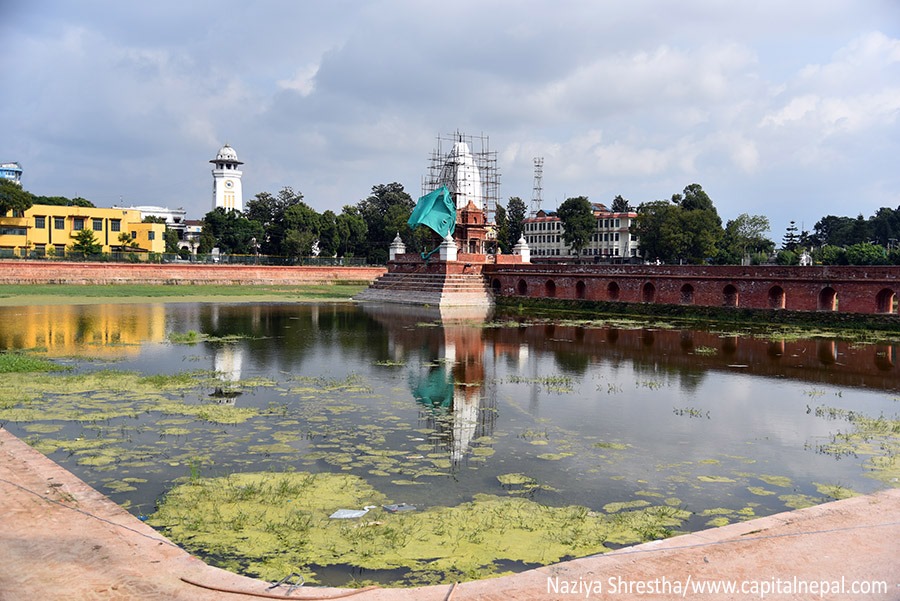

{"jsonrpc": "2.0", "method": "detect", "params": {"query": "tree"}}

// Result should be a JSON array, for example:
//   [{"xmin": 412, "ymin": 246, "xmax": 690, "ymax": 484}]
[
  {"xmin": 869, "ymin": 207, "xmax": 900, "ymax": 247},
  {"xmin": 335, "ymin": 205, "xmax": 368, "ymax": 258},
  {"xmin": 718, "ymin": 214, "xmax": 773, "ymax": 264},
  {"xmin": 0, "ymin": 179, "xmax": 32, "ymax": 215},
  {"xmin": 505, "ymin": 196, "xmax": 527, "ymax": 250},
  {"xmin": 814, "ymin": 244, "xmax": 847, "ymax": 265},
  {"xmin": 632, "ymin": 200, "xmax": 680, "ymax": 262},
  {"xmin": 845, "ymin": 242, "xmax": 888, "ymax": 265},
  {"xmin": 29, "ymin": 193, "xmax": 94, "ymax": 207},
  {"xmin": 164, "ymin": 228, "xmax": 179, "ymax": 254},
  {"xmin": 197, "ymin": 229, "xmax": 216, "ymax": 255},
  {"xmin": 678, "ymin": 183, "xmax": 716, "ymax": 213},
  {"xmin": 118, "ymin": 232, "xmax": 139, "ymax": 250},
  {"xmin": 493, "ymin": 204, "xmax": 509, "ymax": 253},
  {"xmin": 811, "ymin": 215, "xmax": 855, "ymax": 247},
  {"xmin": 282, "ymin": 229, "xmax": 317, "ymax": 258},
  {"xmin": 632, "ymin": 184, "xmax": 724, "ymax": 263},
  {"xmin": 357, "ymin": 183, "xmax": 415, "ymax": 263},
  {"xmin": 776, "ymin": 249, "xmax": 799, "ymax": 265},
  {"xmin": 610, "ymin": 195, "xmax": 631, "ymax": 213},
  {"xmin": 69, "ymin": 228, "xmax": 102, "ymax": 257},
  {"xmin": 318, "ymin": 210, "xmax": 340, "ymax": 256},
  {"xmin": 557, "ymin": 196, "xmax": 595, "ymax": 257},
  {"xmin": 782, "ymin": 221, "xmax": 800, "ymax": 251},
  {"xmin": 678, "ymin": 209, "xmax": 723, "ymax": 263},
  {"xmin": 244, "ymin": 187, "xmax": 306, "ymax": 255},
  {"xmin": 201, "ymin": 207, "xmax": 264, "ymax": 254},
  {"xmin": 284, "ymin": 201, "xmax": 321, "ymax": 237}
]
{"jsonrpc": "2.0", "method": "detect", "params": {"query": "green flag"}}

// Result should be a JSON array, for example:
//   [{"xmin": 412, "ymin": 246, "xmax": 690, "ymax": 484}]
[{"xmin": 407, "ymin": 186, "xmax": 456, "ymax": 238}]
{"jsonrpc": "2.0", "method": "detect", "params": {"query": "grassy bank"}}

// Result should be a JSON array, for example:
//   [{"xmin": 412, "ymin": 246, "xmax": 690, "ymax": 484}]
[
  {"xmin": 496, "ymin": 296, "xmax": 900, "ymax": 340},
  {"xmin": 0, "ymin": 283, "xmax": 370, "ymax": 306}
]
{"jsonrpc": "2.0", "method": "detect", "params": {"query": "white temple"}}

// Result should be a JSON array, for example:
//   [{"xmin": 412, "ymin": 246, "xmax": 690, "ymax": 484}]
[{"xmin": 439, "ymin": 140, "xmax": 483, "ymax": 210}]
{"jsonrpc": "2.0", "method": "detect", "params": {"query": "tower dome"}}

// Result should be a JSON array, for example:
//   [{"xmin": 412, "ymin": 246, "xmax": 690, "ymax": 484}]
[{"xmin": 214, "ymin": 144, "xmax": 242, "ymax": 164}]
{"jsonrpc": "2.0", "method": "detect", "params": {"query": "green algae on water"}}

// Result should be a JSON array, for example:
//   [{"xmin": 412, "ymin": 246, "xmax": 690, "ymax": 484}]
[
  {"xmin": 149, "ymin": 471, "xmax": 690, "ymax": 586},
  {"xmin": 0, "ymin": 352, "xmax": 68, "ymax": 373},
  {"xmin": 810, "ymin": 406, "xmax": 900, "ymax": 486}
]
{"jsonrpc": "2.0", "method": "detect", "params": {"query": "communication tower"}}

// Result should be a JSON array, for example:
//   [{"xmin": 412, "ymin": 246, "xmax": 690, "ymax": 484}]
[{"xmin": 531, "ymin": 157, "xmax": 543, "ymax": 216}]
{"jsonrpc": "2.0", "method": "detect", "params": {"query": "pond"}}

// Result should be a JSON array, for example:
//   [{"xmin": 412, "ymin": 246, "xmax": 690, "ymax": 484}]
[{"xmin": 0, "ymin": 301, "xmax": 898, "ymax": 587}]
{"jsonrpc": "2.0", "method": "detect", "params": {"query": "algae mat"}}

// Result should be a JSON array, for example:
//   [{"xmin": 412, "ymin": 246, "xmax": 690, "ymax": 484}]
[{"xmin": 148, "ymin": 471, "xmax": 689, "ymax": 585}]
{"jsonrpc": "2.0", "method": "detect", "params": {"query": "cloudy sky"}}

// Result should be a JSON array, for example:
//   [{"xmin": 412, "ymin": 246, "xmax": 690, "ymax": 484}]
[{"xmin": 3, "ymin": 1, "xmax": 898, "ymax": 240}]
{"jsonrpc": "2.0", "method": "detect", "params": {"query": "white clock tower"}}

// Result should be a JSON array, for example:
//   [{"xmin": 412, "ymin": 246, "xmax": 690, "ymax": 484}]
[{"xmin": 210, "ymin": 144, "xmax": 244, "ymax": 213}]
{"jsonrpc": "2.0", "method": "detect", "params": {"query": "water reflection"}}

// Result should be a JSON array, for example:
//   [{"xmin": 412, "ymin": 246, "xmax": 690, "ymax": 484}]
[
  {"xmin": 212, "ymin": 345, "xmax": 244, "ymax": 403},
  {"xmin": 0, "ymin": 304, "xmax": 166, "ymax": 357},
  {"xmin": 1, "ymin": 302, "xmax": 897, "ymax": 392},
  {"xmin": 0, "ymin": 302, "xmax": 897, "ymax": 527},
  {"xmin": 361, "ymin": 304, "xmax": 496, "ymax": 463}
]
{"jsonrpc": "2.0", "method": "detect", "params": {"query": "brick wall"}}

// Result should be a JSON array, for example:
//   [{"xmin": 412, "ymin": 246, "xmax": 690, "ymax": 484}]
[
  {"xmin": 484, "ymin": 263, "xmax": 900, "ymax": 315},
  {"xmin": 0, "ymin": 261, "xmax": 386, "ymax": 285}
]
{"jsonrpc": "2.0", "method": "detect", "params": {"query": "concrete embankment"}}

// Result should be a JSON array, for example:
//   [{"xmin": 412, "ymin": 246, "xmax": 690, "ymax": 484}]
[{"xmin": 2, "ymin": 427, "xmax": 898, "ymax": 601}]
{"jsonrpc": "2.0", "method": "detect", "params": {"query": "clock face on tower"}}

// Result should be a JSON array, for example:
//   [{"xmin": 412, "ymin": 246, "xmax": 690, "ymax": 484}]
[{"xmin": 224, "ymin": 180, "xmax": 234, "ymax": 189}]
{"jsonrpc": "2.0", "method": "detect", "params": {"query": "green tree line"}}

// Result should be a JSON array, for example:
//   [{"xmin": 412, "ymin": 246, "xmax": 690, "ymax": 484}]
[{"xmin": 777, "ymin": 207, "xmax": 900, "ymax": 265}]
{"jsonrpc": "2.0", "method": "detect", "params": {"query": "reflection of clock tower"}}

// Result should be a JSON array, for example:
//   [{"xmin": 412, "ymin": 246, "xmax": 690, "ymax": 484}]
[{"xmin": 210, "ymin": 144, "xmax": 244, "ymax": 212}]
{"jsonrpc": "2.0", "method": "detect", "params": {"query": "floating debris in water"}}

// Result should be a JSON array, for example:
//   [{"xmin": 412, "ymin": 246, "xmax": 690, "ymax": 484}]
[
  {"xmin": 329, "ymin": 505, "xmax": 378, "ymax": 519},
  {"xmin": 382, "ymin": 503, "xmax": 416, "ymax": 513}
]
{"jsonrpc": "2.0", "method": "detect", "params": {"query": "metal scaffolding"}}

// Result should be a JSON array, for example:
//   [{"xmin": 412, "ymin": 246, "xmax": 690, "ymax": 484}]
[{"xmin": 422, "ymin": 131, "xmax": 500, "ymax": 224}]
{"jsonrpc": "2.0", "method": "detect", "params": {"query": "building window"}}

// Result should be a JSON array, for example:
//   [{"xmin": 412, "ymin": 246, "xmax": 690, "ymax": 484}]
[
  {"xmin": 54, "ymin": 217, "xmax": 65, "ymax": 230},
  {"xmin": 615, "ymin": 233, "xmax": 620, "ymax": 241},
  {"xmin": 148, "ymin": 231, "xmax": 155, "ymax": 240},
  {"xmin": 34, "ymin": 244, "xmax": 46, "ymax": 255},
  {"xmin": 92, "ymin": 219, "xmax": 103, "ymax": 231},
  {"xmin": 54, "ymin": 244, "xmax": 66, "ymax": 254},
  {"xmin": 615, "ymin": 218, "xmax": 620, "ymax": 228},
  {"xmin": 73, "ymin": 218, "xmax": 84, "ymax": 231},
  {"xmin": 131, "ymin": 231, "xmax": 137, "ymax": 240},
  {"xmin": 35, "ymin": 216, "xmax": 46, "ymax": 229},
  {"xmin": 0, "ymin": 226, "xmax": 27, "ymax": 235},
  {"xmin": 110, "ymin": 219, "xmax": 121, "ymax": 232}
]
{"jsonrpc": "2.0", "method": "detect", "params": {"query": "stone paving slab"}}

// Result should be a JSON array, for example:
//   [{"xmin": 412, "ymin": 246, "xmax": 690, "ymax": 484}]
[{"xmin": 2, "ymin": 427, "xmax": 898, "ymax": 601}]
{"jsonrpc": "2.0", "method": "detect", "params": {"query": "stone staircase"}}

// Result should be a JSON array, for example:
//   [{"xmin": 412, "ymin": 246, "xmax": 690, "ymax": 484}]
[{"xmin": 354, "ymin": 271, "xmax": 493, "ymax": 306}]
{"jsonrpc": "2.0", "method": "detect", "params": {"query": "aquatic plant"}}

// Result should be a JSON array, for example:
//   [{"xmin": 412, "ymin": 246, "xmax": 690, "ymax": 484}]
[
  {"xmin": 149, "ymin": 471, "xmax": 690, "ymax": 586},
  {"xmin": 673, "ymin": 407, "xmax": 710, "ymax": 419},
  {"xmin": 692, "ymin": 346, "xmax": 718, "ymax": 356},
  {"xmin": 0, "ymin": 352, "xmax": 68, "ymax": 373}
]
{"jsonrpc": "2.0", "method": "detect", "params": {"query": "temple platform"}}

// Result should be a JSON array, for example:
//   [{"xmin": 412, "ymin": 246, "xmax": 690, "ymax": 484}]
[{"xmin": 354, "ymin": 258, "xmax": 493, "ymax": 307}]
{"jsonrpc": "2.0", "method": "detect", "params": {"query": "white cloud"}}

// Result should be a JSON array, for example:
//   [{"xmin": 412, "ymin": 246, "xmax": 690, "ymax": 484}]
[
  {"xmin": 2, "ymin": 0, "xmax": 898, "ymax": 236},
  {"xmin": 277, "ymin": 64, "xmax": 320, "ymax": 96}
]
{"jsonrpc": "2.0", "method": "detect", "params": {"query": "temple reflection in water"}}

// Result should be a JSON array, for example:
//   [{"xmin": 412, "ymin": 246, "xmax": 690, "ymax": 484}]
[{"xmin": 361, "ymin": 304, "xmax": 499, "ymax": 463}]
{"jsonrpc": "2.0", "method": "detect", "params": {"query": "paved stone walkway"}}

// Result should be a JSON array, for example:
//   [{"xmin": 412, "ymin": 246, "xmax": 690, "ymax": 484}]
[{"xmin": 2, "ymin": 428, "xmax": 898, "ymax": 600}]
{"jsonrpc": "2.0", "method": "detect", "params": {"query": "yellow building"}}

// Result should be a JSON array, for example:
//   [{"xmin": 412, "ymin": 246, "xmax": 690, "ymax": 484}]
[{"xmin": 0, "ymin": 204, "xmax": 166, "ymax": 257}]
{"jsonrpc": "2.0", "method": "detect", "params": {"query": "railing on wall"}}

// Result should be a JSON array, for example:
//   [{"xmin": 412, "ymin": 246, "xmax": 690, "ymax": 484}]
[{"xmin": 0, "ymin": 249, "xmax": 376, "ymax": 267}]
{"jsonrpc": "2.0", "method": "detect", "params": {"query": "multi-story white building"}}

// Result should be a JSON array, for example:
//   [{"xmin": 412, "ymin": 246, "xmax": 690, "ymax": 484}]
[
  {"xmin": 1, "ymin": 162, "xmax": 23, "ymax": 186},
  {"xmin": 523, "ymin": 204, "xmax": 639, "ymax": 261}
]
